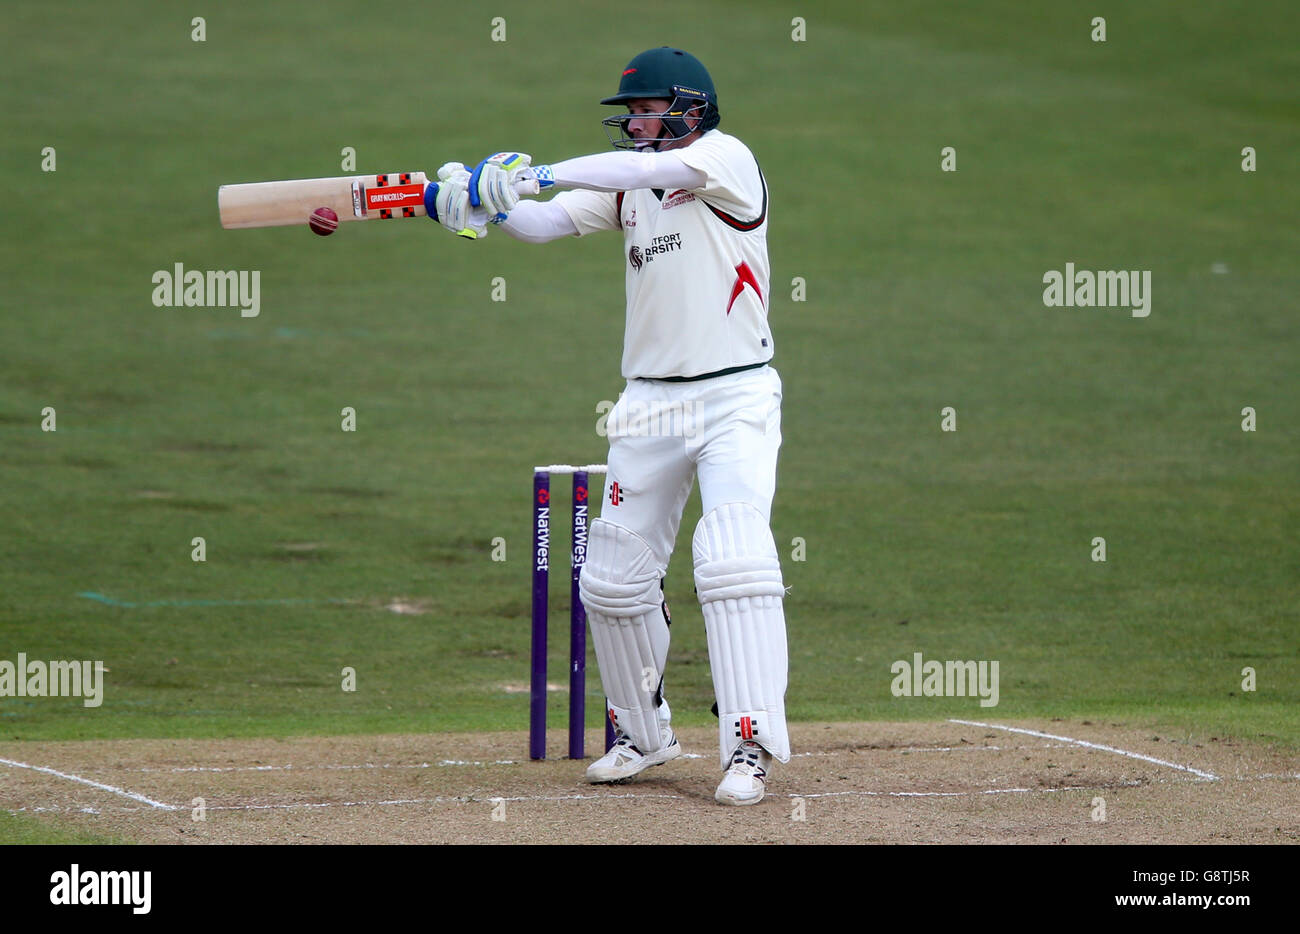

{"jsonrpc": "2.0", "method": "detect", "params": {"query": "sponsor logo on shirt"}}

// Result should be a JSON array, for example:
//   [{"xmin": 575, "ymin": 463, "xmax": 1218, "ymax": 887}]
[
  {"xmin": 661, "ymin": 189, "xmax": 696, "ymax": 210},
  {"xmin": 624, "ymin": 207, "xmax": 636, "ymax": 228},
  {"xmin": 628, "ymin": 233, "xmax": 684, "ymax": 272},
  {"xmin": 726, "ymin": 260, "xmax": 763, "ymax": 314},
  {"xmin": 645, "ymin": 233, "xmax": 683, "ymax": 259}
]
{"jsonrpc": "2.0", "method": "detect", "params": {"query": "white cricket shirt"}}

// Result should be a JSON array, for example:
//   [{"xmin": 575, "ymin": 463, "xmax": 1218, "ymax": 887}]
[{"xmin": 554, "ymin": 131, "xmax": 772, "ymax": 380}]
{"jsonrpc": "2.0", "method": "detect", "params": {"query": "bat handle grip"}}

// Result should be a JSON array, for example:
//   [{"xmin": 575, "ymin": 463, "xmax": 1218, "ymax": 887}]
[{"xmin": 513, "ymin": 178, "xmax": 540, "ymax": 196}]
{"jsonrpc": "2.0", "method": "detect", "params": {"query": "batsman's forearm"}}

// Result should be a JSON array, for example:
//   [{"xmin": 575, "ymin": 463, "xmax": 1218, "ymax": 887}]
[
  {"xmin": 499, "ymin": 199, "xmax": 579, "ymax": 243},
  {"xmin": 550, "ymin": 151, "xmax": 705, "ymax": 193}
]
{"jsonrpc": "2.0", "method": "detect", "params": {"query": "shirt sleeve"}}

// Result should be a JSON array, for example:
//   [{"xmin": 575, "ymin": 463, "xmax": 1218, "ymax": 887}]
[
  {"xmin": 672, "ymin": 133, "xmax": 765, "ymax": 224},
  {"xmin": 499, "ymin": 199, "xmax": 580, "ymax": 243},
  {"xmin": 551, "ymin": 188, "xmax": 621, "ymax": 236},
  {"xmin": 551, "ymin": 151, "xmax": 705, "ymax": 193}
]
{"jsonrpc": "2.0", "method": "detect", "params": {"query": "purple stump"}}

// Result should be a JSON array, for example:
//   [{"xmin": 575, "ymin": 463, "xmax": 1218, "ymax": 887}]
[
  {"xmin": 569, "ymin": 471, "xmax": 590, "ymax": 759},
  {"xmin": 530, "ymin": 471, "xmax": 550, "ymax": 760}
]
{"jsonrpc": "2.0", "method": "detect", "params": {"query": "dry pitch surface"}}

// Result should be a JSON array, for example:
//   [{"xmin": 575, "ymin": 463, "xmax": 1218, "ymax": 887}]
[{"xmin": 2, "ymin": 720, "xmax": 1296, "ymax": 844}]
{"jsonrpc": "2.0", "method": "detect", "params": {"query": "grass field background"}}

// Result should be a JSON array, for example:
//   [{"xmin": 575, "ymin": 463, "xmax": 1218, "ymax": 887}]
[
  {"xmin": 1, "ymin": 0, "xmax": 1296, "ymax": 764},
  {"xmin": 0, "ymin": 809, "xmax": 129, "ymax": 845}
]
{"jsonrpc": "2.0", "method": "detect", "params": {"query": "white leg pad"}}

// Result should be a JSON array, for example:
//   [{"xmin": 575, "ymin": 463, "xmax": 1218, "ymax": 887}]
[
  {"xmin": 694, "ymin": 502, "xmax": 791, "ymax": 767},
  {"xmin": 579, "ymin": 519, "xmax": 671, "ymax": 754}
]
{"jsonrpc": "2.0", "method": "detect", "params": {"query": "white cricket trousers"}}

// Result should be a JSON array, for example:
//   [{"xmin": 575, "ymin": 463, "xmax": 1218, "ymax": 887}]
[{"xmin": 597, "ymin": 364, "xmax": 782, "ymax": 568}]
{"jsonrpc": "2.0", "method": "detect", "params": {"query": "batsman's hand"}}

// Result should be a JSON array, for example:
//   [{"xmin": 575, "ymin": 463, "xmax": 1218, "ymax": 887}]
[
  {"xmin": 425, "ymin": 162, "xmax": 489, "ymax": 239},
  {"xmin": 470, "ymin": 152, "xmax": 532, "ymax": 222}
]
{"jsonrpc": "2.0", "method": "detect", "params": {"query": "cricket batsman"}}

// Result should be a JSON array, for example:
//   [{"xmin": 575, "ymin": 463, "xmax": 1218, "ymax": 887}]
[{"xmin": 430, "ymin": 47, "xmax": 787, "ymax": 805}]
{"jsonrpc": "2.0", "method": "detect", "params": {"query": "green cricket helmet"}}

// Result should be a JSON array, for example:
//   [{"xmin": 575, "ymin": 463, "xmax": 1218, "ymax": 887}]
[{"xmin": 600, "ymin": 47, "xmax": 721, "ymax": 150}]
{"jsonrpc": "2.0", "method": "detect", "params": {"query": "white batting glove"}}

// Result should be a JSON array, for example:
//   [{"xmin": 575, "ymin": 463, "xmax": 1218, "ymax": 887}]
[
  {"xmin": 470, "ymin": 152, "xmax": 532, "ymax": 222},
  {"xmin": 428, "ymin": 162, "xmax": 488, "ymax": 239}
]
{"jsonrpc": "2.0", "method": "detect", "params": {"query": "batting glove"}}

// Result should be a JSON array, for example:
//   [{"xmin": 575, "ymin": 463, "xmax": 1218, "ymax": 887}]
[
  {"xmin": 470, "ymin": 152, "xmax": 532, "ymax": 222},
  {"xmin": 425, "ymin": 162, "xmax": 488, "ymax": 239}
]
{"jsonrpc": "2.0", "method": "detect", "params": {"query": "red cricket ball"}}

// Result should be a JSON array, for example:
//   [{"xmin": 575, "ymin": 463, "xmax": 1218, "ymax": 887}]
[{"xmin": 309, "ymin": 206, "xmax": 339, "ymax": 236}]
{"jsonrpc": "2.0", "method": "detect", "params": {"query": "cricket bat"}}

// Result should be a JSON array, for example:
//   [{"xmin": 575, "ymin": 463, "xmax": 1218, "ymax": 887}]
[{"xmin": 217, "ymin": 170, "xmax": 544, "ymax": 229}]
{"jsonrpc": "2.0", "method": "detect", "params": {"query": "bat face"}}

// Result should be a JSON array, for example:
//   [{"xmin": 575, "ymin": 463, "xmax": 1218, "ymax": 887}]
[{"xmin": 217, "ymin": 172, "xmax": 430, "ymax": 229}]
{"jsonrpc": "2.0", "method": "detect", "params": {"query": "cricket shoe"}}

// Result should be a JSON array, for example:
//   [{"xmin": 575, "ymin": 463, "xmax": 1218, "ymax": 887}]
[
  {"xmin": 585, "ymin": 727, "xmax": 682, "ymax": 784},
  {"xmin": 714, "ymin": 740, "xmax": 771, "ymax": 805}
]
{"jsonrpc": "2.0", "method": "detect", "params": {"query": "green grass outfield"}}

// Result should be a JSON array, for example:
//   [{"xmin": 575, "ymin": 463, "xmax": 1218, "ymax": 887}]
[
  {"xmin": 0, "ymin": 810, "xmax": 130, "ymax": 845},
  {"xmin": 1, "ymin": 0, "xmax": 1296, "ymax": 760}
]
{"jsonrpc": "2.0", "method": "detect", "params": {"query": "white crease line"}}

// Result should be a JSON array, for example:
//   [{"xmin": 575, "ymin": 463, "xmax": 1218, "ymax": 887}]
[
  {"xmin": 949, "ymin": 720, "xmax": 1220, "ymax": 781},
  {"xmin": 437, "ymin": 760, "xmax": 520, "ymax": 766},
  {"xmin": 797, "ymin": 787, "xmax": 1023, "ymax": 799},
  {"xmin": 895, "ymin": 744, "xmax": 1068, "ymax": 753},
  {"xmin": 209, "ymin": 791, "xmax": 690, "ymax": 811},
  {"xmin": 495, "ymin": 792, "xmax": 687, "ymax": 802},
  {"xmin": 0, "ymin": 756, "xmax": 178, "ymax": 811},
  {"xmin": 5, "ymin": 779, "xmax": 1155, "ymax": 816},
  {"xmin": 792, "ymin": 780, "xmax": 1147, "ymax": 800},
  {"xmin": 113, "ymin": 760, "xmax": 521, "ymax": 773},
  {"xmin": 10, "ymin": 806, "xmax": 103, "ymax": 815},
  {"xmin": 209, "ymin": 798, "xmax": 435, "ymax": 811},
  {"xmin": 132, "ymin": 762, "xmax": 438, "ymax": 773},
  {"xmin": 100, "ymin": 745, "xmax": 1062, "ymax": 775}
]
